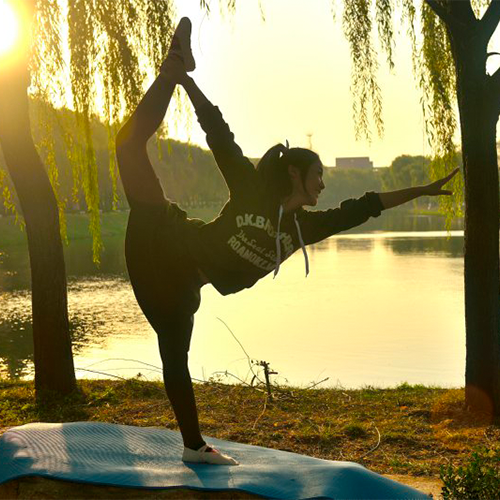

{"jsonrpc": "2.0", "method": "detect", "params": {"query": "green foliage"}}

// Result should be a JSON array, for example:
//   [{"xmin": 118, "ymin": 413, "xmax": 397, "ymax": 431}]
[
  {"xmin": 342, "ymin": 0, "xmax": 384, "ymax": 140},
  {"xmin": 22, "ymin": 0, "xmax": 177, "ymax": 263},
  {"xmin": 375, "ymin": 0, "xmax": 394, "ymax": 70},
  {"xmin": 0, "ymin": 166, "xmax": 24, "ymax": 229},
  {"xmin": 4, "ymin": 100, "xmax": 445, "ymax": 221},
  {"xmin": 0, "ymin": 100, "xmax": 230, "ymax": 220},
  {"xmin": 34, "ymin": 100, "xmax": 68, "ymax": 244},
  {"xmin": 2, "ymin": 0, "xmax": 479, "ymax": 260},
  {"xmin": 440, "ymin": 447, "xmax": 500, "ymax": 499},
  {"xmin": 383, "ymin": 155, "xmax": 424, "ymax": 198},
  {"xmin": 419, "ymin": 1, "xmax": 463, "ymax": 226},
  {"xmin": 418, "ymin": 1, "xmax": 456, "ymax": 159},
  {"xmin": 317, "ymin": 167, "xmax": 382, "ymax": 209},
  {"xmin": 335, "ymin": 0, "xmax": 465, "ymax": 228}
]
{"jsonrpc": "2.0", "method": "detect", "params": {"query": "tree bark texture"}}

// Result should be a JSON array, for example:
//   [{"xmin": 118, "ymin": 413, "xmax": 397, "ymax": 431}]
[
  {"xmin": 0, "ymin": 70, "xmax": 76, "ymax": 396},
  {"xmin": 448, "ymin": 18, "xmax": 500, "ymax": 416}
]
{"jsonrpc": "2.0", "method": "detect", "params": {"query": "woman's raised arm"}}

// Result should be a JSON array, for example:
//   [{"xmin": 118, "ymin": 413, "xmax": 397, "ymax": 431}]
[
  {"xmin": 179, "ymin": 74, "xmax": 211, "ymax": 112},
  {"xmin": 179, "ymin": 74, "xmax": 256, "ymax": 198}
]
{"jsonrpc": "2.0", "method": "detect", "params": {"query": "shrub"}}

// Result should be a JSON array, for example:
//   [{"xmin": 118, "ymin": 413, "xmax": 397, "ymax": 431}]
[{"xmin": 440, "ymin": 447, "xmax": 500, "ymax": 499}]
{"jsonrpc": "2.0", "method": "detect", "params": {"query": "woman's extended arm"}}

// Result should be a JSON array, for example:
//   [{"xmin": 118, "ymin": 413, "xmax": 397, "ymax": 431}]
[{"xmin": 378, "ymin": 168, "xmax": 460, "ymax": 210}]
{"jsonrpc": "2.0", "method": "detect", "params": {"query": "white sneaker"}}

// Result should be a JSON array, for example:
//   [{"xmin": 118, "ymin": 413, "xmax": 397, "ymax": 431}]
[
  {"xmin": 164, "ymin": 17, "xmax": 195, "ymax": 72},
  {"xmin": 182, "ymin": 444, "xmax": 239, "ymax": 465}
]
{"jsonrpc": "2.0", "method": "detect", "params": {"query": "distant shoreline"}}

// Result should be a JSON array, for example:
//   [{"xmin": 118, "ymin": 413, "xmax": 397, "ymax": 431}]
[{"xmin": 0, "ymin": 208, "xmax": 464, "ymax": 247}]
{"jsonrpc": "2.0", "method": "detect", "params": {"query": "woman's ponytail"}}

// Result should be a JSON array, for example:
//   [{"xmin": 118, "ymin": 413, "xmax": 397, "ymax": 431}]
[
  {"xmin": 256, "ymin": 143, "xmax": 287, "ymax": 194},
  {"xmin": 256, "ymin": 143, "xmax": 319, "ymax": 201}
]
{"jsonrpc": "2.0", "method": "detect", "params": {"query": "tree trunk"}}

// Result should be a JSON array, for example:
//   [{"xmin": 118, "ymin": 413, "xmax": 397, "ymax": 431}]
[
  {"xmin": 452, "ymin": 35, "xmax": 500, "ymax": 416},
  {"xmin": 0, "ymin": 69, "xmax": 76, "ymax": 396}
]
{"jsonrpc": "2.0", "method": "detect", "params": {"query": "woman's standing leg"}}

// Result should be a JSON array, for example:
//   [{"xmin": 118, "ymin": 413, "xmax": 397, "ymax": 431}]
[
  {"xmin": 153, "ymin": 310, "xmax": 206, "ymax": 451},
  {"xmin": 117, "ymin": 19, "xmax": 238, "ymax": 465}
]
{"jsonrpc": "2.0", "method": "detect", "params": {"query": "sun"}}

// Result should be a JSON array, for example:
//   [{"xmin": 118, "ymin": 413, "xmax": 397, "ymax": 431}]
[{"xmin": 0, "ymin": 0, "xmax": 19, "ymax": 56}]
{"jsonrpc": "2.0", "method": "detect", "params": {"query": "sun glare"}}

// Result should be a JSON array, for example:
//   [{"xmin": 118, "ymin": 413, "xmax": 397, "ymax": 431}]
[{"xmin": 0, "ymin": 0, "xmax": 19, "ymax": 56}]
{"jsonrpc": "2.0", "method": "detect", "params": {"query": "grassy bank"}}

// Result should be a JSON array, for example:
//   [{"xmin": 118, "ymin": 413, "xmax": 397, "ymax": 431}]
[
  {"xmin": 0, "ymin": 212, "xmax": 128, "ymax": 247},
  {"xmin": 0, "ymin": 208, "xmax": 222, "ymax": 247},
  {"xmin": 0, "ymin": 207, "xmax": 461, "ymax": 249},
  {"xmin": 1, "ymin": 379, "xmax": 498, "ymax": 479}
]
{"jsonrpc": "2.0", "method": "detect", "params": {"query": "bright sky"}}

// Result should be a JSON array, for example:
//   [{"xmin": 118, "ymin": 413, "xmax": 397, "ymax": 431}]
[
  {"xmin": 174, "ymin": 0, "xmax": 429, "ymax": 168},
  {"xmin": 1, "ymin": 0, "xmax": 499, "ymax": 168},
  {"xmin": 0, "ymin": 0, "xmax": 18, "ymax": 55}
]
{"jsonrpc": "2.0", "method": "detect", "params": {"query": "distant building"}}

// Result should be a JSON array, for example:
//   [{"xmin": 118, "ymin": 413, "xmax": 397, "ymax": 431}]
[{"xmin": 336, "ymin": 157, "xmax": 373, "ymax": 169}]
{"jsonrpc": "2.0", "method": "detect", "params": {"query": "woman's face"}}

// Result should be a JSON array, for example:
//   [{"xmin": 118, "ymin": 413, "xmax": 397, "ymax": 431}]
[{"xmin": 303, "ymin": 160, "xmax": 325, "ymax": 206}]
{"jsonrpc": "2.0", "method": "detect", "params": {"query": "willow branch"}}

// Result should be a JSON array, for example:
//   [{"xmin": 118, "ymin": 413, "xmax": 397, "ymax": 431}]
[{"xmin": 481, "ymin": 0, "xmax": 500, "ymax": 44}]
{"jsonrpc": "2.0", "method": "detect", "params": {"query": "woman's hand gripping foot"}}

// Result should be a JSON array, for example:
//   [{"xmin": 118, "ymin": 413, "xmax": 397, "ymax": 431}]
[{"xmin": 160, "ymin": 17, "xmax": 195, "ymax": 85}]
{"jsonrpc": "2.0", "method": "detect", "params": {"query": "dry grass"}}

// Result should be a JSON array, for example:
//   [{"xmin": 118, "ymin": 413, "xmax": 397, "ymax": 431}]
[{"xmin": 1, "ymin": 378, "xmax": 498, "ymax": 478}]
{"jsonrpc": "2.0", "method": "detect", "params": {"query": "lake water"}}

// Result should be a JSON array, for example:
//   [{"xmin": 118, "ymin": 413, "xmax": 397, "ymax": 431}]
[{"xmin": 0, "ymin": 212, "xmax": 466, "ymax": 389}]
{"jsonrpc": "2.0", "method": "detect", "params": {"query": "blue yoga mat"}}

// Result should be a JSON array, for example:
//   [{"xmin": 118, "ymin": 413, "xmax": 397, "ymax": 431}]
[{"xmin": 0, "ymin": 422, "xmax": 429, "ymax": 499}]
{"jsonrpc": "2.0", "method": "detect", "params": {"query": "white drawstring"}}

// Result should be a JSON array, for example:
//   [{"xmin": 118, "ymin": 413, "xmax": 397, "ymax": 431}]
[
  {"xmin": 294, "ymin": 213, "xmax": 309, "ymax": 277},
  {"xmin": 273, "ymin": 205, "xmax": 284, "ymax": 278},
  {"xmin": 274, "ymin": 206, "xmax": 310, "ymax": 278}
]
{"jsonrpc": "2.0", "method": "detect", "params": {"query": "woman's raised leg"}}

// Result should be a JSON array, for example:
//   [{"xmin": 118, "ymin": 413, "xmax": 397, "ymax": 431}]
[{"xmin": 115, "ymin": 71, "xmax": 177, "ymax": 209}]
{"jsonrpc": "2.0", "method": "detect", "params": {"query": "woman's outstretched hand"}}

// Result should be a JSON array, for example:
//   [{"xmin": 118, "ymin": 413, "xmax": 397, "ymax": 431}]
[
  {"xmin": 421, "ymin": 167, "xmax": 460, "ymax": 196},
  {"xmin": 378, "ymin": 168, "xmax": 460, "ymax": 210}
]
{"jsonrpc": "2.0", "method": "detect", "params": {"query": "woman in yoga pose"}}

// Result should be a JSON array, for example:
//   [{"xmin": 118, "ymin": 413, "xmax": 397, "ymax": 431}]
[{"xmin": 116, "ymin": 18, "xmax": 459, "ymax": 466}]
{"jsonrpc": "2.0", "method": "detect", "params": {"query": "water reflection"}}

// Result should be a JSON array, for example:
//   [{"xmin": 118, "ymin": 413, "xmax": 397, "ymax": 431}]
[
  {"xmin": 335, "ymin": 238, "xmax": 374, "ymax": 252},
  {"xmin": 0, "ymin": 212, "xmax": 467, "ymax": 386},
  {"xmin": 0, "ymin": 235, "xmax": 134, "ymax": 378},
  {"xmin": 0, "ymin": 237, "xmax": 129, "ymax": 292},
  {"xmin": 330, "ymin": 231, "xmax": 464, "ymax": 258},
  {"xmin": 0, "ymin": 249, "xmax": 31, "ymax": 291},
  {"xmin": 0, "ymin": 291, "xmax": 32, "ymax": 378},
  {"xmin": 385, "ymin": 233, "xmax": 464, "ymax": 257},
  {"xmin": 0, "ymin": 280, "xmax": 136, "ymax": 379}
]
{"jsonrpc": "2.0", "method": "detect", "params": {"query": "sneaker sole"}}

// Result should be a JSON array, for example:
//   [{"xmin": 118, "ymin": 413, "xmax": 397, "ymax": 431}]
[
  {"xmin": 174, "ymin": 17, "xmax": 195, "ymax": 72},
  {"xmin": 182, "ymin": 448, "xmax": 239, "ymax": 465}
]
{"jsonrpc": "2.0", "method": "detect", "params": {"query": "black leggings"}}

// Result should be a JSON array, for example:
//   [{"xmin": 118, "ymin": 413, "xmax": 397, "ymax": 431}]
[{"xmin": 116, "ymin": 74, "xmax": 207, "ymax": 451}]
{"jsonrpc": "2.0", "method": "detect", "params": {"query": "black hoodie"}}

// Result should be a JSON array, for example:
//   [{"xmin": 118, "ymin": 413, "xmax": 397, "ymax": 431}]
[{"xmin": 186, "ymin": 103, "xmax": 385, "ymax": 296}]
